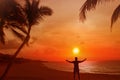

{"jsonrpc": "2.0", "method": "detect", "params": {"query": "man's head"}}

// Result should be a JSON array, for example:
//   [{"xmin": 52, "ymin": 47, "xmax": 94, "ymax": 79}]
[{"xmin": 75, "ymin": 57, "xmax": 78, "ymax": 61}]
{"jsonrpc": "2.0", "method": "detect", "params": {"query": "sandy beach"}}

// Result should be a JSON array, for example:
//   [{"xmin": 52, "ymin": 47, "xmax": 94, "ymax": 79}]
[{"xmin": 0, "ymin": 61, "xmax": 120, "ymax": 80}]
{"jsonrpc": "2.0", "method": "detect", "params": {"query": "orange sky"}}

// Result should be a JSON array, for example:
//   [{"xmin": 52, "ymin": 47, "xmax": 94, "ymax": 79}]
[{"xmin": 0, "ymin": 0, "xmax": 120, "ymax": 61}]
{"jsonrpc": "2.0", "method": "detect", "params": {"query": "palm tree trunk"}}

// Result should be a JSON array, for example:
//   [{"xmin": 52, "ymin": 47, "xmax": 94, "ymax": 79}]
[{"xmin": 0, "ymin": 26, "xmax": 31, "ymax": 80}]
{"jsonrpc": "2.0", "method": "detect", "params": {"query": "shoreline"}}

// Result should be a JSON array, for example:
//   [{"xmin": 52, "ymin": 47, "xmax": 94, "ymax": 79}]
[
  {"xmin": 0, "ymin": 61, "xmax": 120, "ymax": 80},
  {"xmin": 43, "ymin": 61, "xmax": 120, "ymax": 75}
]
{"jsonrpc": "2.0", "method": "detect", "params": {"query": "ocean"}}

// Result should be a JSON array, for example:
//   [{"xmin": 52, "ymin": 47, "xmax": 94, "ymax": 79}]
[{"xmin": 43, "ymin": 60, "xmax": 120, "ymax": 75}]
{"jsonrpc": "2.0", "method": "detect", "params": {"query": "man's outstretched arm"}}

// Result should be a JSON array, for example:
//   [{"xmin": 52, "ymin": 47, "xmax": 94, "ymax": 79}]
[
  {"xmin": 78, "ymin": 58, "xmax": 87, "ymax": 63},
  {"xmin": 66, "ymin": 60, "xmax": 73, "ymax": 63}
]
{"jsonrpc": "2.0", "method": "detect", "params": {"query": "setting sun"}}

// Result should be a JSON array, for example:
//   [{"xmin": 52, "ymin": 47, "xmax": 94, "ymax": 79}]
[{"xmin": 72, "ymin": 47, "xmax": 80, "ymax": 55}]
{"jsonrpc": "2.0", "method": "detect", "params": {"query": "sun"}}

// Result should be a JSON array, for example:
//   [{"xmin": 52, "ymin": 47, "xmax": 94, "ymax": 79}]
[{"xmin": 72, "ymin": 47, "xmax": 80, "ymax": 55}]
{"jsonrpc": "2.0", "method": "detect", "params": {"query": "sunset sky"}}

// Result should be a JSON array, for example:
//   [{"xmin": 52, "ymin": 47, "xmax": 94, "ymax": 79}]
[{"xmin": 0, "ymin": 0, "xmax": 120, "ymax": 61}]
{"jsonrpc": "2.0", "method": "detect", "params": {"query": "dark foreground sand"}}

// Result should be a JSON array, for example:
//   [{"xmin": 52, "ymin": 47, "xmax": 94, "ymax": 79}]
[{"xmin": 0, "ymin": 61, "xmax": 120, "ymax": 80}]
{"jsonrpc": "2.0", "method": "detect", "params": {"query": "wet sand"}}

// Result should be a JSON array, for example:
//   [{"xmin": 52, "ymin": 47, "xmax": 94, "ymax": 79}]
[{"xmin": 0, "ymin": 61, "xmax": 120, "ymax": 80}]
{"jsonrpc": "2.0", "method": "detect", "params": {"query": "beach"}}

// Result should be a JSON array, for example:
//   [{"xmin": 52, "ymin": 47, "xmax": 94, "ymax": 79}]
[{"xmin": 0, "ymin": 61, "xmax": 120, "ymax": 80}]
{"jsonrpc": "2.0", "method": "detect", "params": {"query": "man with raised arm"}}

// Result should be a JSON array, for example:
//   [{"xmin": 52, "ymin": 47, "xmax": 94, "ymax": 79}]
[{"xmin": 66, "ymin": 57, "xmax": 86, "ymax": 80}]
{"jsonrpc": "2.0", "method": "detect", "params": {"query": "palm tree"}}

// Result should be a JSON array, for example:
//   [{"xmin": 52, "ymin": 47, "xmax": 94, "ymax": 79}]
[
  {"xmin": 0, "ymin": 0, "xmax": 52, "ymax": 79},
  {"xmin": 79, "ymin": 0, "xmax": 120, "ymax": 29}
]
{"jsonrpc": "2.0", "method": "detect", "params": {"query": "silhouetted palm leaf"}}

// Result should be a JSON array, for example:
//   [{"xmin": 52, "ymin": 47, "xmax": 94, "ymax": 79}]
[
  {"xmin": 0, "ymin": 0, "xmax": 27, "ymax": 25},
  {"xmin": 24, "ymin": 0, "xmax": 53, "ymax": 26},
  {"xmin": 39, "ymin": 6, "xmax": 53, "ymax": 19},
  {"xmin": 24, "ymin": 0, "xmax": 40, "ymax": 26},
  {"xmin": 79, "ymin": 0, "xmax": 120, "ymax": 28},
  {"xmin": 79, "ymin": 0, "xmax": 111, "ymax": 22},
  {"xmin": 0, "ymin": 33, "xmax": 5, "ymax": 44},
  {"xmin": 9, "ymin": 23, "xmax": 27, "ymax": 34},
  {"xmin": 80, "ymin": 0, "xmax": 101, "ymax": 22},
  {"xmin": 11, "ymin": 28, "xmax": 25, "ymax": 41},
  {"xmin": 111, "ymin": 5, "xmax": 120, "ymax": 28},
  {"xmin": 0, "ymin": 19, "xmax": 5, "ymax": 44},
  {"xmin": 0, "ymin": 27, "xmax": 5, "ymax": 44}
]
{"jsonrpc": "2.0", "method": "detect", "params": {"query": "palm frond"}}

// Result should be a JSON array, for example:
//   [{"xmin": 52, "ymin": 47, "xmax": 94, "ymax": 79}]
[
  {"xmin": 111, "ymin": 4, "xmax": 120, "ymax": 28},
  {"xmin": 0, "ymin": 19, "xmax": 5, "ymax": 44},
  {"xmin": 39, "ymin": 6, "xmax": 53, "ymax": 17},
  {"xmin": 11, "ymin": 28, "xmax": 25, "ymax": 41},
  {"xmin": 29, "ymin": 0, "xmax": 40, "ymax": 26},
  {"xmin": 7, "ymin": 0, "xmax": 27, "ymax": 25},
  {"xmin": 24, "ymin": 0, "xmax": 53, "ymax": 26},
  {"xmin": 0, "ymin": 0, "xmax": 27, "ymax": 25},
  {"xmin": 0, "ymin": 28, "xmax": 5, "ymax": 44},
  {"xmin": 9, "ymin": 23, "xmax": 28, "ymax": 34},
  {"xmin": 24, "ymin": 0, "xmax": 38, "ymax": 26},
  {"xmin": 79, "ymin": 0, "xmax": 111, "ymax": 22}
]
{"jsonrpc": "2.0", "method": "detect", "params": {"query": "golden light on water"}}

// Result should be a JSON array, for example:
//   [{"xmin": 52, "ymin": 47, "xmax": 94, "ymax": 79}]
[{"xmin": 72, "ymin": 47, "xmax": 80, "ymax": 56}]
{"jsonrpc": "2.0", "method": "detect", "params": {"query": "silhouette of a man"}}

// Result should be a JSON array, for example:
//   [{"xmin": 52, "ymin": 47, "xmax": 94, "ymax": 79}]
[{"xmin": 66, "ymin": 57, "xmax": 86, "ymax": 80}]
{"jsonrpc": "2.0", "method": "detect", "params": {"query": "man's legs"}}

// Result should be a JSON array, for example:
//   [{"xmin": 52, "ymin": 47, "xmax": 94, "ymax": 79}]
[
  {"xmin": 73, "ymin": 71, "xmax": 76, "ymax": 80},
  {"xmin": 77, "ymin": 71, "xmax": 80, "ymax": 80}
]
